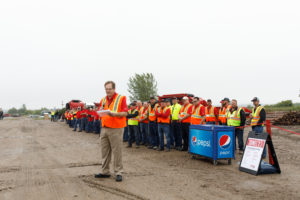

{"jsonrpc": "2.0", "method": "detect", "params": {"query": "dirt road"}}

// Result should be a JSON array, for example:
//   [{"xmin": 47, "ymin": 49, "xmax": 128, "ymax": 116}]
[{"xmin": 0, "ymin": 118, "xmax": 299, "ymax": 200}]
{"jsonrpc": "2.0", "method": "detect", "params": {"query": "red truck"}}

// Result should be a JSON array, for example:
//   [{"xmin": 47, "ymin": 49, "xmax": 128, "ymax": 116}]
[{"xmin": 66, "ymin": 100, "xmax": 85, "ymax": 110}]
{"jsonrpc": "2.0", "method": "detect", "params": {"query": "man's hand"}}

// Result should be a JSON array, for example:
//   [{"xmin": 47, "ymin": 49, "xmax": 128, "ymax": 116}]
[{"xmin": 108, "ymin": 112, "xmax": 116, "ymax": 117}]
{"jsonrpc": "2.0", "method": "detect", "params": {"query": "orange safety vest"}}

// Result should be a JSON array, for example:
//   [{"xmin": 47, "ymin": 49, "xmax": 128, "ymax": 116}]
[
  {"xmin": 205, "ymin": 106, "xmax": 216, "ymax": 122},
  {"xmin": 218, "ymin": 105, "xmax": 231, "ymax": 124},
  {"xmin": 179, "ymin": 104, "xmax": 193, "ymax": 123},
  {"xmin": 99, "ymin": 94, "xmax": 127, "ymax": 128},
  {"xmin": 148, "ymin": 104, "xmax": 158, "ymax": 122},
  {"xmin": 191, "ymin": 104, "xmax": 204, "ymax": 125},
  {"xmin": 139, "ymin": 106, "xmax": 149, "ymax": 124},
  {"xmin": 157, "ymin": 107, "xmax": 171, "ymax": 124}
]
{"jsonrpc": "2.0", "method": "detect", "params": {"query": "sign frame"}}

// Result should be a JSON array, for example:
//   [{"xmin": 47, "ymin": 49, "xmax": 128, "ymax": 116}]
[{"xmin": 239, "ymin": 131, "xmax": 281, "ymax": 175}]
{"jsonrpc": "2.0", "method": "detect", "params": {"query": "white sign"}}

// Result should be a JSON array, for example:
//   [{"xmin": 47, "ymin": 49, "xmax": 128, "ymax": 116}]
[
  {"xmin": 240, "ymin": 138, "xmax": 266, "ymax": 172},
  {"xmin": 97, "ymin": 110, "xmax": 111, "ymax": 117}
]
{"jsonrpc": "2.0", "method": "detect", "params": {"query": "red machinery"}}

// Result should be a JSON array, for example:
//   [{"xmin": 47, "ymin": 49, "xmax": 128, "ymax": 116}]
[{"xmin": 66, "ymin": 100, "xmax": 84, "ymax": 110}]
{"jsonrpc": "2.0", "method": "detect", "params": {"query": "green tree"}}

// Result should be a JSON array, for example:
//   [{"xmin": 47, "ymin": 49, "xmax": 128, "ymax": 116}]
[
  {"xmin": 127, "ymin": 73, "xmax": 158, "ymax": 102},
  {"xmin": 18, "ymin": 104, "xmax": 27, "ymax": 115},
  {"xmin": 275, "ymin": 100, "xmax": 293, "ymax": 107},
  {"xmin": 8, "ymin": 107, "xmax": 18, "ymax": 115}
]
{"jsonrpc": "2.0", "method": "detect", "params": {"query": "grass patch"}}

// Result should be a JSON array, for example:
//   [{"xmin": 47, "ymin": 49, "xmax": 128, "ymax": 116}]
[{"xmin": 264, "ymin": 106, "xmax": 300, "ymax": 112}]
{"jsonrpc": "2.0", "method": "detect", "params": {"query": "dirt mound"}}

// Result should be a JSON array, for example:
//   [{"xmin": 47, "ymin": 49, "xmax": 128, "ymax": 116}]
[{"xmin": 273, "ymin": 111, "xmax": 300, "ymax": 125}]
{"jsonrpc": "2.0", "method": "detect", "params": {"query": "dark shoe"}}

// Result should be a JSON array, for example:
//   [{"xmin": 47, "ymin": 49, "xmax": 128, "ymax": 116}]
[
  {"xmin": 147, "ymin": 146, "xmax": 153, "ymax": 149},
  {"xmin": 135, "ymin": 145, "xmax": 140, "ymax": 148},
  {"xmin": 157, "ymin": 148, "xmax": 164, "ymax": 151},
  {"xmin": 126, "ymin": 145, "xmax": 132, "ymax": 148},
  {"xmin": 73, "ymin": 130, "xmax": 76, "ymax": 131},
  {"xmin": 95, "ymin": 173, "xmax": 111, "ymax": 178},
  {"xmin": 181, "ymin": 148, "xmax": 188, "ymax": 151},
  {"xmin": 170, "ymin": 145, "xmax": 175, "ymax": 149},
  {"xmin": 116, "ymin": 175, "xmax": 122, "ymax": 182},
  {"xmin": 78, "ymin": 131, "xmax": 82, "ymax": 132}
]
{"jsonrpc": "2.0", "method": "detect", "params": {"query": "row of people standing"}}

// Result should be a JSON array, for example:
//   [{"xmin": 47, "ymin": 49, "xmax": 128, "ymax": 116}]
[
  {"xmin": 64, "ymin": 106, "xmax": 101, "ymax": 134},
  {"xmin": 124, "ymin": 96, "xmax": 266, "ymax": 155}
]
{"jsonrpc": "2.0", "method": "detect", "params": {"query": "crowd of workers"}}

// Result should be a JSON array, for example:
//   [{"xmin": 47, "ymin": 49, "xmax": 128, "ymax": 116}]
[
  {"xmin": 64, "ymin": 107, "xmax": 101, "ymax": 134},
  {"xmin": 58, "ymin": 81, "xmax": 268, "ymax": 182},
  {"xmin": 62, "ymin": 95, "xmax": 266, "ymax": 156},
  {"xmin": 122, "ymin": 96, "xmax": 265, "ymax": 156}
]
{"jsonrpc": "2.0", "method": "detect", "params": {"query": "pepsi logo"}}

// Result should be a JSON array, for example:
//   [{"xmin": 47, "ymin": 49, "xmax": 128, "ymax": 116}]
[
  {"xmin": 192, "ymin": 136, "xmax": 197, "ymax": 145},
  {"xmin": 219, "ymin": 135, "xmax": 231, "ymax": 149}
]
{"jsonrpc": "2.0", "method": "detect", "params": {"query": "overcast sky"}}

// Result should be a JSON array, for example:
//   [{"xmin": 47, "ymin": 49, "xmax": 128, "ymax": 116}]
[{"xmin": 1, "ymin": 0, "xmax": 299, "ymax": 110}]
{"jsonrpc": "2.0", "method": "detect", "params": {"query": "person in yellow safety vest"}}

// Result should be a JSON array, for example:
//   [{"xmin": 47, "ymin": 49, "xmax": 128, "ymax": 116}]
[
  {"xmin": 51, "ymin": 110, "xmax": 55, "ymax": 122},
  {"xmin": 205, "ymin": 99, "xmax": 218, "ymax": 125},
  {"xmin": 170, "ymin": 97, "xmax": 182, "ymax": 149},
  {"xmin": 218, "ymin": 97, "xmax": 231, "ymax": 125},
  {"xmin": 126, "ymin": 102, "xmax": 140, "ymax": 148},
  {"xmin": 250, "ymin": 97, "xmax": 267, "ymax": 158},
  {"xmin": 226, "ymin": 99, "xmax": 246, "ymax": 154}
]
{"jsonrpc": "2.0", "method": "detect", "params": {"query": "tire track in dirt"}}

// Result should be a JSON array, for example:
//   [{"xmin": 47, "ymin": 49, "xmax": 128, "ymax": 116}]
[{"xmin": 80, "ymin": 176, "xmax": 149, "ymax": 200}]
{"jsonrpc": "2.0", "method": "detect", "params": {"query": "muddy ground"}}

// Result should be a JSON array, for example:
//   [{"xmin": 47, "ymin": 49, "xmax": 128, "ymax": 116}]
[{"xmin": 0, "ymin": 118, "xmax": 299, "ymax": 200}]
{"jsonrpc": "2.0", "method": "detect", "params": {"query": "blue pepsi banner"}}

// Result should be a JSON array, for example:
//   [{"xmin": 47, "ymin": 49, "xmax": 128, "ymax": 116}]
[
  {"xmin": 189, "ymin": 129, "xmax": 213, "ymax": 158},
  {"xmin": 217, "ymin": 131, "xmax": 234, "ymax": 159}
]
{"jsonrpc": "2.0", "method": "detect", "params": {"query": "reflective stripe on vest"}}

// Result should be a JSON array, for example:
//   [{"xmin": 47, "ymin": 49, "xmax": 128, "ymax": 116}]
[
  {"xmin": 148, "ymin": 104, "xmax": 158, "ymax": 121},
  {"xmin": 219, "ymin": 105, "xmax": 231, "ymax": 123},
  {"xmin": 205, "ymin": 106, "xmax": 216, "ymax": 122},
  {"xmin": 251, "ymin": 106, "xmax": 264, "ymax": 126},
  {"xmin": 100, "ymin": 94, "xmax": 127, "ymax": 128},
  {"xmin": 139, "ymin": 106, "xmax": 149, "ymax": 123},
  {"xmin": 157, "ymin": 107, "xmax": 170, "ymax": 124},
  {"xmin": 191, "ymin": 105, "xmax": 204, "ymax": 125},
  {"xmin": 191, "ymin": 105, "xmax": 203, "ymax": 119},
  {"xmin": 227, "ymin": 108, "xmax": 242, "ymax": 126},
  {"xmin": 179, "ymin": 104, "xmax": 192, "ymax": 123},
  {"xmin": 128, "ymin": 109, "xmax": 139, "ymax": 126}
]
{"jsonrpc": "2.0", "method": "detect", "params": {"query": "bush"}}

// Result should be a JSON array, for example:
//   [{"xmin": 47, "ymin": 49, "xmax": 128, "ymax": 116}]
[{"xmin": 275, "ymin": 100, "xmax": 293, "ymax": 107}]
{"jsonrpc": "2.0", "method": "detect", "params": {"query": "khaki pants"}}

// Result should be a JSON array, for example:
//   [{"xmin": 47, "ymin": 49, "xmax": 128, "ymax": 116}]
[{"xmin": 100, "ymin": 127, "xmax": 124, "ymax": 175}]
